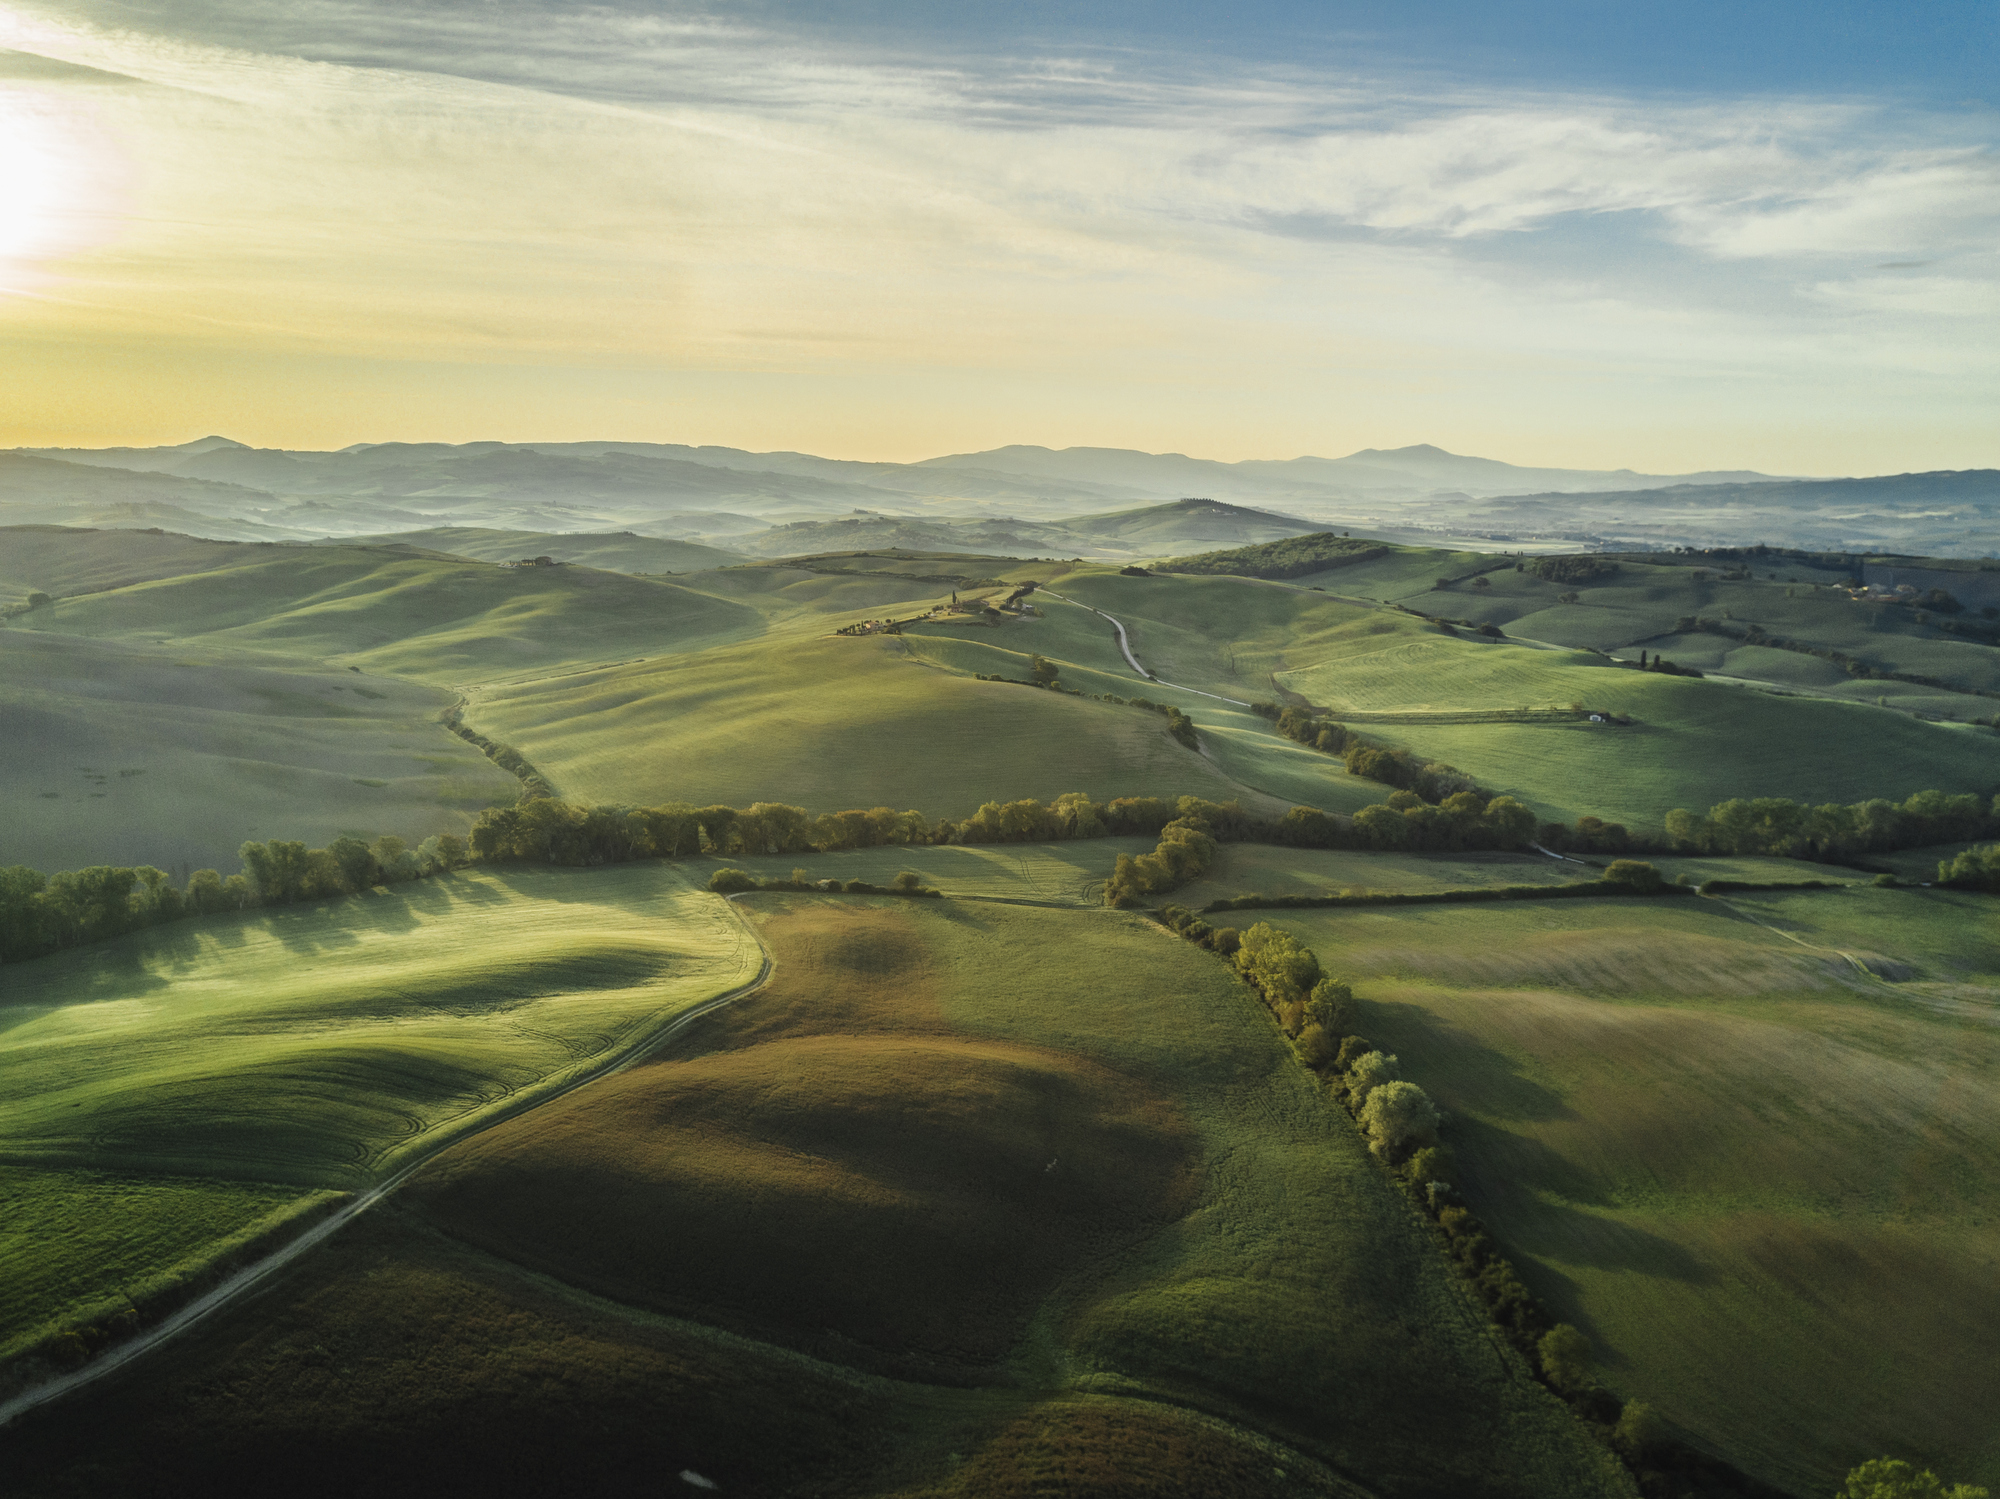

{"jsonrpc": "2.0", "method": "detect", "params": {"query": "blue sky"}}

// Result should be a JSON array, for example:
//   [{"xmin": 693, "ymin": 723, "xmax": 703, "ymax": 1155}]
[{"xmin": 0, "ymin": 1, "xmax": 1994, "ymax": 470}]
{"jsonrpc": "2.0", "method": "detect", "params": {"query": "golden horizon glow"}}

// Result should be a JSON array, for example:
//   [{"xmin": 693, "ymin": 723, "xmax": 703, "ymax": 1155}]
[{"xmin": 2, "ymin": 4, "xmax": 1996, "ymax": 474}]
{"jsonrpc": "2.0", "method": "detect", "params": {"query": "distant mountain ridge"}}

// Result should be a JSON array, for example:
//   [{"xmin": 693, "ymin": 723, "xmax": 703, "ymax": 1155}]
[{"xmin": 3, "ymin": 437, "xmax": 1994, "ymax": 557}]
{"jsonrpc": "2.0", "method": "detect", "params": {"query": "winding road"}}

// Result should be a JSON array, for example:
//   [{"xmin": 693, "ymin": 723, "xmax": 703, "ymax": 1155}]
[
  {"xmin": 1036, "ymin": 589, "xmax": 1254, "ymax": 707},
  {"xmin": 0, "ymin": 896, "xmax": 774, "ymax": 1432}
]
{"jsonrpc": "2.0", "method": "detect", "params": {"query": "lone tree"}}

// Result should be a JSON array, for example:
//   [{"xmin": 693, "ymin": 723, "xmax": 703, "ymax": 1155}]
[{"xmin": 1537, "ymin": 1323, "xmax": 1592, "ymax": 1392}]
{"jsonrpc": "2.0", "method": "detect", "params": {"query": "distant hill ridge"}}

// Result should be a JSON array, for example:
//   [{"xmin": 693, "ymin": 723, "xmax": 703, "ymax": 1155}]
[{"xmin": 4, "ymin": 438, "xmax": 1995, "ymax": 558}]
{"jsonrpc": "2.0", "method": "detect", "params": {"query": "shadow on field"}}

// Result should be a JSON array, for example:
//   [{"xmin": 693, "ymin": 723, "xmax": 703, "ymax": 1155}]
[{"xmin": 1358, "ymin": 1002, "xmax": 1576, "ymax": 1125}]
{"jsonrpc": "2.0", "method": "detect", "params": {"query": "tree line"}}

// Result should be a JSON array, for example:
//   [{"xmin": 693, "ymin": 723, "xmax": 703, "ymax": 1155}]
[
  {"xmin": 13, "ymin": 782, "xmax": 1989, "ymax": 966},
  {"xmin": 1665, "ymin": 790, "xmax": 2000, "ymax": 860},
  {"xmin": 1153, "ymin": 532, "xmax": 1386, "ymax": 580},
  {"xmin": 0, "ymin": 834, "xmax": 469, "ymax": 965},
  {"xmin": 707, "ymin": 868, "xmax": 941, "ymax": 898},
  {"xmin": 1150, "ymin": 907, "xmax": 1815, "ymax": 1499}
]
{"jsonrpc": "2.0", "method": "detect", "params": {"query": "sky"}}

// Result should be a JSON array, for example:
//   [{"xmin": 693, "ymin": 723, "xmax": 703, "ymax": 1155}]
[{"xmin": 0, "ymin": 1, "xmax": 1995, "ymax": 472}]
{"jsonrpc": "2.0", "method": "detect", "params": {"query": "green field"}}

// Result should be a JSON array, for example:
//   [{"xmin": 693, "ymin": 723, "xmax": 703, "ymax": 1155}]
[
  {"xmin": 0, "ymin": 1167, "xmax": 332, "ymax": 1361},
  {"xmin": 1272, "ymin": 884, "xmax": 2000, "ymax": 1495},
  {"xmin": 345, "ymin": 526, "xmax": 749, "ymax": 574},
  {"xmin": 684, "ymin": 837, "xmax": 1155, "ymax": 905},
  {"xmin": 465, "ymin": 629, "xmax": 1289, "ymax": 818},
  {"xmin": 0, "ymin": 865, "xmax": 758, "ymax": 1354},
  {"xmin": 11, "ymin": 544, "xmax": 771, "ymax": 685},
  {"xmin": 4, "ymin": 890, "xmax": 1630, "ymax": 1497},
  {"xmin": 0, "ymin": 526, "xmax": 257, "ymax": 608},
  {"xmin": 0, "ymin": 629, "xmax": 518, "ymax": 873}
]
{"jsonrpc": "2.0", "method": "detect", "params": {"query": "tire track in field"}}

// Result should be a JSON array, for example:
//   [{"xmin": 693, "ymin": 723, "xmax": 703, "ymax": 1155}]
[{"xmin": 0, "ymin": 895, "xmax": 775, "ymax": 1432}]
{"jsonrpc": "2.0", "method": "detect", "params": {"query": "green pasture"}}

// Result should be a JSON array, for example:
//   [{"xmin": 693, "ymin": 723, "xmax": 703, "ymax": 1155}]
[
  {"xmin": 0, "ymin": 864, "xmax": 755, "ymax": 1188},
  {"xmin": 1275, "ymin": 889, "xmax": 2000, "ymax": 1495},
  {"xmin": 0, "ymin": 863, "xmax": 756, "ymax": 1360},
  {"xmin": 346, "ymin": 526, "xmax": 748, "ymax": 574},
  {"xmin": 907, "ymin": 901, "xmax": 1626, "ymax": 1494},
  {"xmin": 408, "ymin": 894, "xmax": 1624, "ymax": 1496},
  {"xmin": 0, "ymin": 630, "xmax": 517, "ymax": 874},
  {"xmin": 1271, "ymin": 628, "xmax": 1996, "ymax": 830},
  {"xmin": 1318, "ymin": 551, "xmax": 1999, "ymax": 708},
  {"xmin": 465, "ymin": 628, "xmax": 1285, "ymax": 819},
  {"xmin": 1, "ymin": 1205, "xmax": 1360, "ymax": 1499},
  {"xmin": 0, "ymin": 1167, "xmax": 332, "ymax": 1360},
  {"xmin": 0, "ymin": 526, "xmax": 255, "ymax": 608},
  {"xmin": 898, "ymin": 620, "xmax": 1388, "ymax": 816},
  {"xmin": 1171, "ymin": 844, "xmax": 1825, "ymax": 907},
  {"xmin": 686, "ymin": 838, "xmax": 1153, "ymax": 905},
  {"xmin": 11, "ymin": 547, "xmax": 771, "ymax": 686}
]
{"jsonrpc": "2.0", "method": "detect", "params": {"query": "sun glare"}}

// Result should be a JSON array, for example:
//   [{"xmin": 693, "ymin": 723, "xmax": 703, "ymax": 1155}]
[{"xmin": 0, "ymin": 89, "xmax": 120, "ymax": 285}]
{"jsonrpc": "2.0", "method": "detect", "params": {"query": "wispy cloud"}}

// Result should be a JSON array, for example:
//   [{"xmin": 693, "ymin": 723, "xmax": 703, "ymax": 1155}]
[{"xmin": 1, "ymin": 0, "xmax": 1995, "ymax": 465}]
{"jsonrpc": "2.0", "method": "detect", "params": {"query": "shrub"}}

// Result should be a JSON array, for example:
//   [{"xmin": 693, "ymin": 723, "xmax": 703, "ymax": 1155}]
[
  {"xmin": 707, "ymin": 868, "xmax": 757, "ymax": 893},
  {"xmin": 1537, "ymin": 1323, "xmax": 1592, "ymax": 1392},
  {"xmin": 1937, "ymin": 843, "xmax": 2000, "ymax": 891},
  {"xmin": 1612, "ymin": 1400, "xmax": 1668, "ymax": 1463},
  {"xmin": 1346, "ymin": 1049, "xmax": 1399, "ymax": 1105},
  {"xmin": 1359, "ymin": 1080, "xmax": 1440, "ymax": 1158},
  {"xmin": 1839, "ymin": 1458, "xmax": 1990, "ymax": 1499},
  {"xmin": 1601, "ymin": 859, "xmax": 1664, "ymax": 891},
  {"xmin": 1405, "ymin": 1143, "xmax": 1455, "ymax": 1186},
  {"xmin": 1294, "ymin": 1023, "xmax": 1336, "ymax": 1067}
]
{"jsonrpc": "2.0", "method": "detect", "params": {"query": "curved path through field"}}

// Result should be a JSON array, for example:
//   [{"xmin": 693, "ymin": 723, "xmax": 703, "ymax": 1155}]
[
  {"xmin": 1037, "ymin": 590, "xmax": 1252, "ymax": 707},
  {"xmin": 0, "ymin": 894, "xmax": 775, "ymax": 1432}
]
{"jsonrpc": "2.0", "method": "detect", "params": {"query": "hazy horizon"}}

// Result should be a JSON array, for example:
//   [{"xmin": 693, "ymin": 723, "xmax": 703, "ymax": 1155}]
[{"xmin": 3, "ymin": 1, "xmax": 1996, "ymax": 472}]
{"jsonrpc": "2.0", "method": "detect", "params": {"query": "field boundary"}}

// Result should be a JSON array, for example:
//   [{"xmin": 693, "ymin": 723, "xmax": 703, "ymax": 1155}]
[{"xmin": 0, "ymin": 894, "xmax": 775, "ymax": 1432}]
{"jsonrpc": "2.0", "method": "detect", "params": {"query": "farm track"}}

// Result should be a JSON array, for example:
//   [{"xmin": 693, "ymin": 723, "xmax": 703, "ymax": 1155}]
[
  {"xmin": 1037, "ymin": 591, "xmax": 1253, "ymax": 707},
  {"xmin": 0, "ymin": 896, "xmax": 775, "ymax": 1432}
]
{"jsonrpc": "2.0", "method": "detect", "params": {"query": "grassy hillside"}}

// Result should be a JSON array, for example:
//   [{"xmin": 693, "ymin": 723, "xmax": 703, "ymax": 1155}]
[
  {"xmin": 0, "ymin": 526, "xmax": 255, "ymax": 608},
  {"xmin": 343, "ymin": 527, "xmax": 749, "ymax": 573},
  {"xmin": 2, "ymin": 1206, "xmax": 1361, "ymax": 1499},
  {"xmin": 411, "ymin": 895, "xmax": 1625, "ymax": 1495},
  {"xmin": 0, "ymin": 630, "xmax": 517, "ymax": 873},
  {"xmin": 10, "ymin": 546, "xmax": 771, "ymax": 685},
  {"xmin": 0, "ymin": 864, "xmax": 756, "ymax": 1186},
  {"xmin": 1275, "ymin": 884, "xmax": 2000, "ymax": 1495},
  {"xmin": 465, "ymin": 629, "xmax": 1293, "ymax": 819},
  {"xmin": 0, "ymin": 865, "xmax": 757, "ymax": 1351},
  {"xmin": 0, "ymin": 1167, "xmax": 330, "ymax": 1361},
  {"xmin": 1055, "ymin": 497, "xmax": 1319, "ymax": 550},
  {"xmin": 1276, "ymin": 632, "xmax": 1995, "ymax": 829},
  {"xmin": 5, "ymin": 888, "xmax": 1629, "ymax": 1497}
]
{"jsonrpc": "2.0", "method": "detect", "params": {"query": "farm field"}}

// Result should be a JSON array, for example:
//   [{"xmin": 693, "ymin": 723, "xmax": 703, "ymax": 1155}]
[
  {"xmin": 341, "ymin": 526, "xmax": 749, "ymax": 574},
  {"xmin": 4, "ymin": 892, "xmax": 1630, "ymax": 1497},
  {"xmin": 465, "ymin": 628, "xmax": 1288, "ymax": 818},
  {"xmin": 1273, "ymin": 884, "xmax": 2000, "ymax": 1495},
  {"xmin": 9, "ymin": 544, "xmax": 772, "ymax": 685},
  {"xmin": 1172, "ymin": 844, "xmax": 1826, "ymax": 906},
  {"xmin": 0, "ymin": 630, "xmax": 517, "ymax": 874},
  {"xmin": 0, "ymin": 864, "xmax": 758, "ymax": 1355},
  {"xmin": 685, "ymin": 837, "xmax": 1155, "ymax": 905},
  {"xmin": 1269, "ymin": 626, "xmax": 1994, "ymax": 831},
  {"xmin": 0, "ymin": 1166, "xmax": 331, "ymax": 1362}
]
